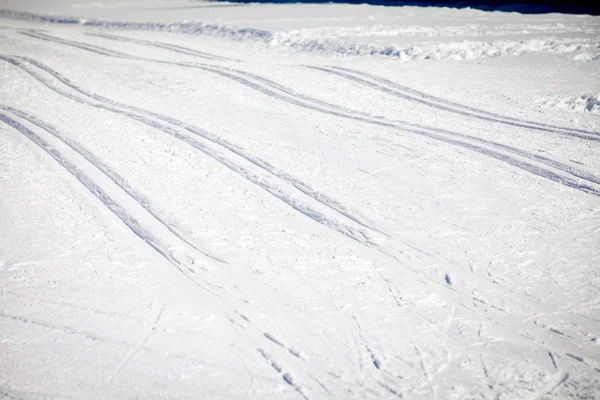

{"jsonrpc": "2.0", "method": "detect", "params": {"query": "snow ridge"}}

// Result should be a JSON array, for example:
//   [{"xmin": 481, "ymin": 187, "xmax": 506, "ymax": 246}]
[
  {"xmin": 2, "ymin": 8, "xmax": 599, "ymax": 61},
  {"xmin": 0, "ymin": 8, "xmax": 273, "ymax": 41},
  {"xmin": 271, "ymin": 31, "xmax": 600, "ymax": 60}
]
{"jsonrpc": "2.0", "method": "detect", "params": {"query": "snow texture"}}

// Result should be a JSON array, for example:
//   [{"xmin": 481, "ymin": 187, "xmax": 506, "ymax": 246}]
[{"xmin": 0, "ymin": 1, "xmax": 599, "ymax": 399}]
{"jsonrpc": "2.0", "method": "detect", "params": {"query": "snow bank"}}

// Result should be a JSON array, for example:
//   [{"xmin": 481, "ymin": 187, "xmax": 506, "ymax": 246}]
[
  {"xmin": 535, "ymin": 93, "xmax": 600, "ymax": 113},
  {"xmin": 1, "ymin": 7, "xmax": 599, "ymax": 61},
  {"xmin": 270, "ymin": 30, "xmax": 600, "ymax": 60},
  {"xmin": 0, "ymin": 8, "xmax": 273, "ymax": 41}
]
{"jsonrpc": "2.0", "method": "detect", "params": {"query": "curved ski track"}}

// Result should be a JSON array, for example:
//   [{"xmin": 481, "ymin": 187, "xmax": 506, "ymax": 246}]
[
  {"xmin": 0, "ymin": 105, "xmax": 227, "ymax": 264},
  {"xmin": 18, "ymin": 30, "xmax": 600, "ymax": 198},
  {"xmin": 76, "ymin": 32, "xmax": 600, "ymax": 188},
  {"xmin": 9, "ymin": 34, "xmax": 600, "ymax": 331},
  {"xmin": 0, "ymin": 55, "xmax": 383, "ymax": 250},
  {"xmin": 20, "ymin": 31, "xmax": 387, "ymax": 236},
  {"xmin": 309, "ymin": 65, "xmax": 600, "ymax": 140},
  {"xmin": 0, "ymin": 110, "xmax": 355, "ymax": 398},
  {"xmin": 2, "ymin": 55, "xmax": 599, "ymax": 377},
  {"xmin": 0, "ymin": 111, "xmax": 207, "ymax": 284},
  {"xmin": 86, "ymin": 31, "xmax": 233, "ymax": 61},
  {"xmin": 2, "ymin": 53, "xmax": 591, "ymax": 324},
  {"xmin": 7, "ymin": 35, "xmax": 600, "ymax": 334}
]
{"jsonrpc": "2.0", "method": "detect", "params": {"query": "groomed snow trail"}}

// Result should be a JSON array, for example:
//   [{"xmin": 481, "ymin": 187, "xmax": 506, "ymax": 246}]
[{"xmin": 1, "ymin": 1, "xmax": 599, "ymax": 399}]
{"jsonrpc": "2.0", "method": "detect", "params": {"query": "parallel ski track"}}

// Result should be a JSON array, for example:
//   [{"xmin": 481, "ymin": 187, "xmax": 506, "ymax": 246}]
[
  {"xmin": 0, "ymin": 104, "xmax": 226, "ymax": 264},
  {"xmin": 84, "ymin": 32, "xmax": 600, "ymax": 189},
  {"xmin": 3, "ymin": 56, "xmax": 598, "ymax": 375},
  {"xmin": 20, "ymin": 30, "xmax": 128, "ymax": 58},
  {"xmin": 4, "ymin": 26, "xmax": 600, "ymax": 391},
  {"xmin": 20, "ymin": 30, "xmax": 600, "ymax": 197},
  {"xmin": 11, "ymin": 36, "xmax": 387, "ymax": 238},
  {"xmin": 311, "ymin": 65, "xmax": 600, "ymax": 140},
  {"xmin": 0, "ymin": 110, "xmax": 348, "ymax": 398},
  {"xmin": 0, "ymin": 55, "xmax": 382, "ymax": 251},
  {"xmin": 14, "ymin": 34, "xmax": 600, "ymax": 334},
  {"xmin": 86, "ymin": 32, "xmax": 232, "ymax": 61},
  {"xmin": 0, "ymin": 111, "xmax": 210, "ymax": 287}
]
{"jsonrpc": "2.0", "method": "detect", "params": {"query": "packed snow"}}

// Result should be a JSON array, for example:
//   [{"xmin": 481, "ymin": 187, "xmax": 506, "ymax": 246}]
[{"xmin": 0, "ymin": 1, "xmax": 599, "ymax": 399}]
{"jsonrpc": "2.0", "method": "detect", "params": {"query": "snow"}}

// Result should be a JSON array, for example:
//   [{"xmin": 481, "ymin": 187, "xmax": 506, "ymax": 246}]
[{"xmin": 0, "ymin": 1, "xmax": 599, "ymax": 399}]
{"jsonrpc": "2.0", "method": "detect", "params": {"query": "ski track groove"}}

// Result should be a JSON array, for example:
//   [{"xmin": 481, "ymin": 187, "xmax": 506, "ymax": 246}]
[
  {"xmin": 220, "ymin": 64, "xmax": 600, "ymax": 189},
  {"xmin": 107, "ymin": 291, "xmax": 168, "ymax": 383},
  {"xmin": 257, "ymin": 348, "xmax": 310, "ymax": 400},
  {"xmin": 0, "ymin": 104, "xmax": 227, "ymax": 265},
  {"xmin": 0, "ymin": 312, "xmax": 130, "ymax": 346},
  {"xmin": 5, "ymin": 32, "xmax": 600, "ymax": 380},
  {"xmin": 1, "ymin": 55, "xmax": 384, "ymax": 252},
  {"xmin": 318, "ymin": 65, "xmax": 600, "ymax": 139},
  {"xmin": 77, "ymin": 30, "xmax": 600, "ymax": 191},
  {"xmin": 0, "ymin": 111, "xmax": 218, "ymax": 292},
  {"xmin": 86, "ymin": 32, "xmax": 351, "ymax": 113},
  {"xmin": 17, "ymin": 30, "xmax": 387, "ymax": 238},
  {"xmin": 20, "ymin": 31, "xmax": 128, "ymax": 57},
  {"xmin": 264, "ymin": 332, "xmax": 306, "ymax": 361},
  {"xmin": 0, "ymin": 312, "xmax": 237, "ymax": 375},
  {"xmin": 202, "ymin": 69, "xmax": 600, "ymax": 194},
  {"xmin": 0, "ymin": 288, "xmax": 145, "ymax": 325},
  {"xmin": 0, "ymin": 107, "xmax": 347, "ymax": 393},
  {"xmin": 19, "ymin": 30, "xmax": 600, "ymax": 197},
  {"xmin": 2, "ymin": 58, "xmax": 414, "ymax": 382},
  {"xmin": 86, "ymin": 31, "xmax": 232, "ymax": 61},
  {"xmin": 1, "ymin": 53, "xmax": 386, "ymax": 319},
  {"xmin": 378, "ymin": 382, "xmax": 404, "ymax": 399},
  {"xmin": 4, "ymin": 55, "xmax": 598, "ymax": 376}
]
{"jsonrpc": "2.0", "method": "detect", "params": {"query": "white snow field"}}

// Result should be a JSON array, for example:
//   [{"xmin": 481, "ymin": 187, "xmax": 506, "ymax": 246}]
[{"xmin": 1, "ymin": 0, "xmax": 599, "ymax": 398}]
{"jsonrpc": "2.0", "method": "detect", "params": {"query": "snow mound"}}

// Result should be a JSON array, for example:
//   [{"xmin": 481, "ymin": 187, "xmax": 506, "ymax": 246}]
[
  {"xmin": 535, "ymin": 93, "xmax": 600, "ymax": 114},
  {"xmin": 573, "ymin": 52, "xmax": 600, "ymax": 61},
  {"xmin": 270, "ymin": 31, "xmax": 600, "ymax": 60},
  {"xmin": 0, "ymin": 9, "xmax": 273, "ymax": 41},
  {"xmin": 2, "ymin": 8, "xmax": 599, "ymax": 61}
]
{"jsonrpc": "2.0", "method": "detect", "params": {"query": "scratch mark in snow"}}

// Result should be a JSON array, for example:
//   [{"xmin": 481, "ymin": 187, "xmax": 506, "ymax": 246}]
[
  {"xmin": 263, "ymin": 332, "xmax": 306, "ymax": 360},
  {"xmin": 566, "ymin": 353, "xmax": 584, "ymax": 363},
  {"xmin": 545, "ymin": 373, "xmax": 569, "ymax": 396},
  {"xmin": 107, "ymin": 288, "xmax": 169, "ymax": 383},
  {"xmin": 378, "ymin": 382, "xmax": 403, "ymax": 398},
  {"xmin": 257, "ymin": 349, "xmax": 309, "ymax": 400}
]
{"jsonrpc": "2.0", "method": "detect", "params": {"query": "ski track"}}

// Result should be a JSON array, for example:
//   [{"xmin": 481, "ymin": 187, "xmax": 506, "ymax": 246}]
[
  {"xmin": 4, "ymin": 36, "xmax": 600, "ymax": 339},
  {"xmin": 257, "ymin": 349, "xmax": 310, "ymax": 400},
  {"xmin": 17, "ymin": 30, "xmax": 600, "ymax": 198},
  {"xmin": 0, "ymin": 111, "xmax": 210, "ymax": 288},
  {"xmin": 18, "ymin": 32, "xmax": 390, "ymax": 237},
  {"xmin": 86, "ymin": 31, "xmax": 233, "ymax": 62},
  {"xmin": 0, "ymin": 108, "xmax": 354, "ymax": 398},
  {"xmin": 4, "ymin": 29, "xmax": 600, "ymax": 389},
  {"xmin": 80, "ymin": 31, "xmax": 600, "ymax": 189},
  {"xmin": 83, "ymin": 32, "xmax": 354, "ymax": 113},
  {"xmin": 182, "ymin": 65, "xmax": 600, "ymax": 190},
  {"xmin": 5, "ymin": 55, "xmax": 596, "ymax": 371},
  {"xmin": 0, "ymin": 104, "xmax": 227, "ymax": 265},
  {"xmin": 4, "ymin": 43, "xmax": 387, "ymax": 238},
  {"xmin": 4, "ymin": 44, "xmax": 600, "ymax": 357},
  {"xmin": 197, "ymin": 65, "xmax": 600, "ymax": 190},
  {"xmin": 107, "ymin": 290, "xmax": 169, "ymax": 383},
  {"xmin": 315, "ymin": 65, "xmax": 600, "ymax": 139},
  {"xmin": 0, "ymin": 55, "xmax": 383, "ymax": 254}
]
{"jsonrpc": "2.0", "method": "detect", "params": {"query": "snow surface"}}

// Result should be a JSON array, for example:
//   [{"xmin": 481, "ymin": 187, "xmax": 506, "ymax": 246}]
[{"xmin": 0, "ymin": 1, "xmax": 599, "ymax": 399}]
